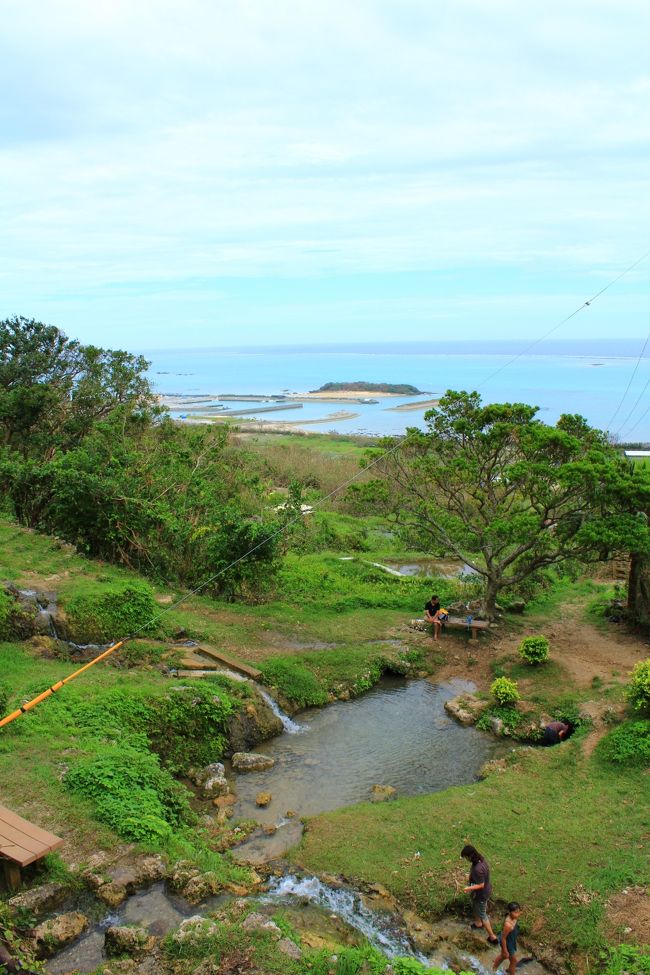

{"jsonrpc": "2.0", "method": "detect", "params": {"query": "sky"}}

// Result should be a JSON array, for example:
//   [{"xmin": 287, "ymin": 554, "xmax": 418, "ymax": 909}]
[{"xmin": 0, "ymin": 0, "xmax": 648, "ymax": 351}]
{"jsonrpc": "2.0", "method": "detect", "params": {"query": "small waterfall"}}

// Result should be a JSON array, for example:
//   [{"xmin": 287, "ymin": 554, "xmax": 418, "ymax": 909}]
[
  {"xmin": 263, "ymin": 874, "xmax": 421, "ymax": 960},
  {"xmin": 257, "ymin": 688, "xmax": 304, "ymax": 734}
]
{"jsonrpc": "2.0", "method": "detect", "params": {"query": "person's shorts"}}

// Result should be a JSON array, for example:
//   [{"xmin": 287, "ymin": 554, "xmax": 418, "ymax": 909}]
[{"xmin": 474, "ymin": 898, "xmax": 489, "ymax": 920}]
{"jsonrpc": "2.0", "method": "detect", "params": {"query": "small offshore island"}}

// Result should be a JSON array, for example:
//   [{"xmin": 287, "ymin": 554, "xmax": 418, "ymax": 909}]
[{"xmin": 310, "ymin": 381, "xmax": 425, "ymax": 395}]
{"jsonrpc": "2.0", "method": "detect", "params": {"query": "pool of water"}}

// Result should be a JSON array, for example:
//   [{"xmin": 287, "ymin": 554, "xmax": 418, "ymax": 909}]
[{"xmin": 231, "ymin": 677, "xmax": 503, "ymax": 824}]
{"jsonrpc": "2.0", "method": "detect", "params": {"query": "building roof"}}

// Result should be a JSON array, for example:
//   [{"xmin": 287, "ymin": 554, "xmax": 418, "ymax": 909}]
[
  {"xmin": 624, "ymin": 450, "xmax": 650, "ymax": 457},
  {"xmin": 0, "ymin": 804, "xmax": 63, "ymax": 867}
]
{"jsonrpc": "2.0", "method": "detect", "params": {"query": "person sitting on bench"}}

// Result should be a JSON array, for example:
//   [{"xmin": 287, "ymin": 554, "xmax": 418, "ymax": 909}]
[{"xmin": 424, "ymin": 594, "xmax": 449, "ymax": 641}]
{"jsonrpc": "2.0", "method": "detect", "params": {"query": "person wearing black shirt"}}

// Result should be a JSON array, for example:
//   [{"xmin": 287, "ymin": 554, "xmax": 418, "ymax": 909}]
[{"xmin": 424, "ymin": 594, "xmax": 442, "ymax": 641}]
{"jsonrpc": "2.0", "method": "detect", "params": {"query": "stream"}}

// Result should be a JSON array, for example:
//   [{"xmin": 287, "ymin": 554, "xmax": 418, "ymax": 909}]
[{"xmin": 231, "ymin": 676, "xmax": 504, "ymax": 825}]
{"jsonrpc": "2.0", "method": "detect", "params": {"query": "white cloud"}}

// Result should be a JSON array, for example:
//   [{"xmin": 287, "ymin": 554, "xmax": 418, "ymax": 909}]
[{"xmin": 0, "ymin": 0, "xmax": 648, "ymax": 345}]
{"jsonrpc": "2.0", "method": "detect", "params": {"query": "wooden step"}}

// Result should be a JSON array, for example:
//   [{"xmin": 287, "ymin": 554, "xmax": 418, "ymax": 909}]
[
  {"xmin": 180, "ymin": 655, "xmax": 219, "ymax": 670},
  {"xmin": 192, "ymin": 643, "xmax": 262, "ymax": 680}
]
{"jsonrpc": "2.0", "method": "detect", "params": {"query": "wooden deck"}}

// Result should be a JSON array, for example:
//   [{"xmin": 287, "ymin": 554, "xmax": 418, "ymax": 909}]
[{"xmin": 0, "ymin": 804, "xmax": 63, "ymax": 867}]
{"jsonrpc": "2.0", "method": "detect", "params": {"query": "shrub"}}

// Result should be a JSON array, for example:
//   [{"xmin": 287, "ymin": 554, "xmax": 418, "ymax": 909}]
[
  {"xmin": 0, "ymin": 681, "xmax": 10, "ymax": 718},
  {"xmin": 597, "ymin": 720, "xmax": 650, "ymax": 767},
  {"xmin": 628, "ymin": 658, "xmax": 650, "ymax": 713},
  {"xmin": 518, "ymin": 635, "xmax": 549, "ymax": 665},
  {"xmin": 65, "ymin": 744, "xmax": 193, "ymax": 844},
  {"xmin": 600, "ymin": 944, "xmax": 650, "ymax": 975},
  {"xmin": 260, "ymin": 658, "xmax": 328, "ymax": 708},
  {"xmin": 490, "ymin": 677, "xmax": 520, "ymax": 706},
  {"xmin": 63, "ymin": 581, "xmax": 158, "ymax": 643}
]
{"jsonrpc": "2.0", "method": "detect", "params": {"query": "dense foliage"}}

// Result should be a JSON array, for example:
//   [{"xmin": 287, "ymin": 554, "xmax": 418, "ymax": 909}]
[
  {"xmin": 0, "ymin": 317, "xmax": 280, "ymax": 598},
  {"xmin": 363, "ymin": 391, "xmax": 650, "ymax": 616},
  {"xmin": 518, "ymin": 634, "xmax": 550, "ymax": 665},
  {"xmin": 627, "ymin": 658, "xmax": 650, "ymax": 713},
  {"xmin": 597, "ymin": 720, "xmax": 650, "ymax": 767},
  {"xmin": 490, "ymin": 676, "xmax": 520, "ymax": 705},
  {"xmin": 62, "ymin": 581, "xmax": 158, "ymax": 642}
]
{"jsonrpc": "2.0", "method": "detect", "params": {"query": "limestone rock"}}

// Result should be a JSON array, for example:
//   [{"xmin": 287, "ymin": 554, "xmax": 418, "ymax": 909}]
[
  {"xmin": 278, "ymin": 937, "xmax": 302, "ymax": 960},
  {"xmin": 213, "ymin": 793, "xmax": 236, "ymax": 808},
  {"xmin": 8, "ymin": 881, "xmax": 68, "ymax": 915},
  {"xmin": 255, "ymin": 791, "xmax": 272, "ymax": 807},
  {"xmin": 98, "ymin": 882, "xmax": 128, "ymax": 907},
  {"xmin": 107, "ymin": 854, "xmax": 167, "ymax": 891},
  {"xmin": 171, "ymin": 916, "xmax": 219, "ymax": 945},
  {"xmin": 189, "ymin": 762, "xmax": 229, "ymax": 798},
  {"xmin": 241, "ymin": 912, "xmax": 281, "ymax": 938},
  {"xmin": 182, "ymin": 871, "xmax": 222, "ymax": 904},
  {"xmin": 444, "ymin": 693, "xmax": 489, "ymax": 726},
  {"xmin": 370, "ymin": 784, "xmax": 396, "ymax": 802},
  {"xmin": 231, "ymin": 752, "xmax": 275, "ymax": 772},
  {"xmin": 33, "ymin": 911, "xmax": 89, "ymax": 957},
  {"xmin": 105, "ymin": 925, "xmax": 156, "ymax": 958}
]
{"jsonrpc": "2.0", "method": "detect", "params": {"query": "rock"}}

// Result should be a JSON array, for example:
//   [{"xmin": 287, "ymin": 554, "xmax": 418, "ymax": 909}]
[
  {"xmin": 231, "ymin": 752, "xmax": 275, "ymax": 772},
  {"xmin": 367, "ymin": 882, "xmax": 392, "ymax": 898},
  {"xmin": 224, "ymin": 882, "xmax": 250, "ymax": 896},
  {"xmin": 508, "ymin": 600, "xmax": 526, "ymax": 614},
  {"xmin": 32, "ymin": 911, "xmax": 89, "ymax": 957},
  {"xmin": 98, "ymin": 882, "xmax": 128, "ymax": 907},
  {"xmin": 278, "ymin": 937, "xmax": 302, "ymax": 960},
  {"xmin": 189, "ymin": 762, "xmax": 229, "ymax": 798},
  {"xmin": 107, "ymin": 854, "xmax": 167, "ymax": 891},
  {"xmin": 171, "ymin": 916, "xmax": 219, "ymax": 944},
  {"xmin": 8, "ymin": 881, "xmax": 68, "ymax": 915},
  {"xmin": 370, "ymin": 784, "xmax": 396, "ymax": 802},
  {"xmin": 241, "ymin": 912, "xmax": 282, "ymax": 937},
  {"xmin": 213, "ymin": 793, "xmax": 236, "ymax": 808},
  {"xmin": 444, "ymin": 693, "xmax": 489, "ymax": 726},
  {"xmin": 105, "ymin": 925, "xmax": 156, "ymax": 958},
  {"xmin": 255, "ymin": 791, "xmax": 272, "ymax": 807},
  {"xmin": 489, "ymin": 716, "xmax": 504, "ymax": 735},
  {"xmin": 262, "ymin": 824, "xmax": 277, "ymax": 835},
  {"xmin": 479, "ymin": 758, "xmax": 509, "ymax": 778},
  {"xmin": 227, "ymin": 689, "xmax": 283, "ymax": 753},
  {"xmin": 183, "ymin": 872, "xmax": 223, "ymax": 904}
]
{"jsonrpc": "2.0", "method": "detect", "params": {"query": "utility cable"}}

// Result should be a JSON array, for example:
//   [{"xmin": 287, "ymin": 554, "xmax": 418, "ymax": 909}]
[
  {"xmin": 606, "ymin": 328, "xmax": 650, "ymax": 430},
  {"xmin": 477, "ymin": 249, "xmax": 650, "ymax": 391}
]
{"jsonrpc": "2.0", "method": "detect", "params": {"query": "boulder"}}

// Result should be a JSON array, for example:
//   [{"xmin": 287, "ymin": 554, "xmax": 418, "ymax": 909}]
[
  {"xmin": 213, "ymin": 793, "xmax": 236, "ymax": 808},
  {"xmin": 231, "ymin": 752, "xmax": 275, "ymax": 772},
  {"xmin": 444, "ymin": 693, "xmax": 489, "ymax": 726},
  {"xmin": 370, "ymin": 784, "xmax": 397, "ymax": 802},
  {"xmin": 171, "ymin": 916, "xmax": 219, "ymax": 945},
  {"xmin": 182, "ymin": 871, "xmax": 222, "ymax": 904},
  {"xmin": 278, "ymin": 937, "xmax": 302, "ymax": 960},
  {"xmin": 241, "ymin": 912, "xmax": 282, "ymax": 938},
  {"xmin": 106, "ymin": 854, "xmax": 167, "ymax": 891},
  {"xmin": 105, "ymin": 925, "xmax": 156, "ymax": 959},
  {"xmin": 255, "ymin": 791, "xmax": 272, "ymax": 807},
  {"xmin": 32, "ymin": 911, "xmax": 89, "ymax": 957},
  {"xmin": 189, "ymin": 762, "xmax": 229, "ymax": 798},
  {"xmin": 98, "ymin": 882, "xmax": 128, "ymax": 907},
  {"xmin": 8, "ymin": 881, "xmax": 69, "ymax": 915}
]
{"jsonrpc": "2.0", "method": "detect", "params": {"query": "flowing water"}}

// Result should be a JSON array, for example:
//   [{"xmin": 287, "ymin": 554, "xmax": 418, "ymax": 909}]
[{"xmin": 231, "ymin": 677, "xmax": 504, "ymax": 825}]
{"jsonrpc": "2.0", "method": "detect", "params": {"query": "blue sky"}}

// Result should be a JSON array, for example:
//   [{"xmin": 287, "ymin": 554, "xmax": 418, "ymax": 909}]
[{"xmin": 0, "ymin": 0, "xmax": 648, "ymax": 350}]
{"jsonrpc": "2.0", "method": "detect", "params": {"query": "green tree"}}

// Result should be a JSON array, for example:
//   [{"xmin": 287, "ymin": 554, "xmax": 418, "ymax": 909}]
[
  {"xmin": 371, "ymin": 391, "xmax": 650, "ymax": 618},
  {"xmin": 0, "ymin": 315, "xmax": 154, "ymax": 458}
]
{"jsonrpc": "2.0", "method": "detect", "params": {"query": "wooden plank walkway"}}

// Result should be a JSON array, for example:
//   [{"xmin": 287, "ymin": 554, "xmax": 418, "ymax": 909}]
[
  {"xmin": 189, "ymin": 643, "xmax": 262, "ymax": 679},
  {"xmin": 0, "ymin": 804, "xmax": 63, "ymax": 867}
]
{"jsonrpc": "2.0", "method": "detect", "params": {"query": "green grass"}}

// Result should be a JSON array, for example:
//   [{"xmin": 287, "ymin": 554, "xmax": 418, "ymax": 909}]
[{"xmin": 295, "ymin": 742, "xmax": 650, "ymax": 960}]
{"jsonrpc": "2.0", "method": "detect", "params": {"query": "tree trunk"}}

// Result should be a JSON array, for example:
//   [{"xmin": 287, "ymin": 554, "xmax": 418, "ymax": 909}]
[
  {"xmin": 627, "ymin": 552, "xmax": 650, "ymax": 622},
  {"xmin": 483, "ymin": 575, "xmax": 500, "ymax": 621}
]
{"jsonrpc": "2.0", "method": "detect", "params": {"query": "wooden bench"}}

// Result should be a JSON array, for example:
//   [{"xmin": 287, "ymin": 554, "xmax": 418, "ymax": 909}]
[
  {"xmin": 410, "ymin": 617, "xmax": 489, "ymax": 641},
  {"xmin": 0, "ymin": 804, "xmax": 63, "ymax": 890}
]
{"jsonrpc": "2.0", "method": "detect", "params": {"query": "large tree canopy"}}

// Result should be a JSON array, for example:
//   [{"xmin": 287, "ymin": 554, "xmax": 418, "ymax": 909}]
[
  {"xmin": 0, "ymin": 316, "xmax": 154, "ymax": 458},
  {"xmin": 366, "ymin": 391, "xmax": 650, "ymax": 617}
]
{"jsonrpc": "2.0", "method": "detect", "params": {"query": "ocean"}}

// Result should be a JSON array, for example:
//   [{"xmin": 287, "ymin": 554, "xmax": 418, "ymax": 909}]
[{"xmin": 139, "ymin": 341, "xmax": 650, "ymax": 440}]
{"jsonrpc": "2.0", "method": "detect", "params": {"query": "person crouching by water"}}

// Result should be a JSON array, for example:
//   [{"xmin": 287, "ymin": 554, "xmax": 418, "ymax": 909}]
[
  {"xmin": 424, "ymin": 593, "xmax": 447, "ymax": 641},
  {"xmin": 543, "ymin": 720, "xmax": 570, "ymax": 746},
  {"xmin": 460, "ymin": 844, "xmax": 499, "ymax": 944},
  {"xmin": 493, "ymin": 902, "xmax": 522, "ymax": 974}
]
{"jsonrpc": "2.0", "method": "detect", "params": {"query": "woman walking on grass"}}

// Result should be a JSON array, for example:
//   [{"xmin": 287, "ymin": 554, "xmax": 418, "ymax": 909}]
[{"xmin": 460, "ymin": 844, "xmax": 499, "ymax": 944}]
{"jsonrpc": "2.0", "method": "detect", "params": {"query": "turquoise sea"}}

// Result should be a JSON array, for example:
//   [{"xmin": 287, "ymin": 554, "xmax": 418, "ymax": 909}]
[{"xmin": 139, "ymin": 341, "xmax": 650, "ymax": 440}]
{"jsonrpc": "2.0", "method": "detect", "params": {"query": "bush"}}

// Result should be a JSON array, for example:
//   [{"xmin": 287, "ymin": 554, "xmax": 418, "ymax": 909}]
[
  {"xmin": 597, "ymin": 720, "xmax": 650, "ymax": 767},
  {"xmin": 0, "ymin": 681, "xmax": 10, "ymax": 718},
  {"xmin": 628, "ymin": 658, "xmax": 650, "ymax": 713},
  {"xmin": 260, "ymin": 658, "xmax": 328, "ymax": 708},
  {"xmin": 518, "ymin": 635, "xmax": 549, "ymax": 665},
  {"xmin": 65, "ymin": 744, "xmax": 193, "ymax": 844},
  {"xmin": 63, "ymin": 581, "xmax": 158, "ymax": 642},
  {"xmin": 490, "ymin": 677, "xmax": 520, "ymax": 706},
  {"xmin": 600, "ymin": 944, "xmax": 650, "ymax": 975}
]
